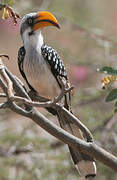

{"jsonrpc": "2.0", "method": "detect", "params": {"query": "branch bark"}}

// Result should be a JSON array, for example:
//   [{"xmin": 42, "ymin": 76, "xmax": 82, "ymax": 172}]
[
  {"xmin": 5, "ymin": 66, "xmax": 93, "ymax": 142},
  {"xmin": 0, "ymin": 58, "xmax": 117, "ymax": 172}
]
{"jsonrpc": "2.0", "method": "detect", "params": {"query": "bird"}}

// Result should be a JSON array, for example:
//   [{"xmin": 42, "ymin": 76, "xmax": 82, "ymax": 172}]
[{"xmin": 18, "ymin": 11, "xmax": 96, "ymax": 178}]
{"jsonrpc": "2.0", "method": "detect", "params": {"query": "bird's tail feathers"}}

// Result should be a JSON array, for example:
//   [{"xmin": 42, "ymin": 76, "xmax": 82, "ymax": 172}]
[{"xmin": 57, "ymin": 104, "xmax": 96, "ymax": 178}]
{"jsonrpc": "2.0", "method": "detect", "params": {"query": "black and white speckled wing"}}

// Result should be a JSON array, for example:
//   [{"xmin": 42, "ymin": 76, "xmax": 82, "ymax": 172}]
[
  {"xmin": 41, "ymin": 44, "xmax": 68, "ymax": 83},
  {"xmin": 18, "ymin": 46, "xmax": 26, "ymax": 80},
  {"xmin": 41, "ymin": 44, "xmax": 71, "ymax": 110},
  {"xmin": 18, "ymin": 46, "xmax": 36, "ymax": 92}
]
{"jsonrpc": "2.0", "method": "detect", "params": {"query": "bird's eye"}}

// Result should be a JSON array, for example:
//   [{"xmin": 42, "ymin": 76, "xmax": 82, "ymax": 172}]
[{"xmin": 27, "ymin": 18, "xmax": 33, "ymax": 25}]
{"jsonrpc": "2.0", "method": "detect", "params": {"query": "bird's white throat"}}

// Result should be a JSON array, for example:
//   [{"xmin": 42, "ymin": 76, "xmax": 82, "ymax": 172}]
[{"xmin": 22, "ymin": 28, "xmax": 44, "ymax": 52}]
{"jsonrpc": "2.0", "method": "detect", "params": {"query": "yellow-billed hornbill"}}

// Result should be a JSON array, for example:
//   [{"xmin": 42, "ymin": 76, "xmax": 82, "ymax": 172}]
[{"xmin": 18, "ymin": 11, "xmax": 96, "ymax": 178}]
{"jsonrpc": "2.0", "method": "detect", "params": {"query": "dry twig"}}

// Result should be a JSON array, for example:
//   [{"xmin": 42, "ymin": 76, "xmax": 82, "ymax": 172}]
[
  {"xmin": 0, "ymin": 57, "xmax": 117, "ymax": 172},
  {"xmin": 1, "ymin": 5, "xmax": 21, "ymax": 24},
  {"xmin": 3, "ymin": 59, "xmax": 93, "ymax": 142}
]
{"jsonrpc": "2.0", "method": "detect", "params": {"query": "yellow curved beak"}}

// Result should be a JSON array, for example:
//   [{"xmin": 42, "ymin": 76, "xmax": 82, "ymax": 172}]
[{"xmin": 33, "ymin": 11, "xmax": 60, "ymax": 31}]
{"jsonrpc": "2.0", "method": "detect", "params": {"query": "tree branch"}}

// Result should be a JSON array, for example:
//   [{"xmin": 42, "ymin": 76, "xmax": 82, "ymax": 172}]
[
  {"xmin": 0, "ymin": 58, "xmax": 117, "ymax": 172},
  {"xmin": 0, "ymin": 93, "xmax": 7, "ymax": 98},
  {"xmin": 5, "ymin": 65, "xmax": 93, "ymax": 142},
  {"xmin": 8, "ymin": 100, "xmax": 117, "ymax": 172}
]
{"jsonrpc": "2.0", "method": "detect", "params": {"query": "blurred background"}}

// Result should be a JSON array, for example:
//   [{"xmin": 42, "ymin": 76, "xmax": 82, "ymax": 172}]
[{"xmin": 0, "ymin": 0, "xmax": 117, "ymax": 179}]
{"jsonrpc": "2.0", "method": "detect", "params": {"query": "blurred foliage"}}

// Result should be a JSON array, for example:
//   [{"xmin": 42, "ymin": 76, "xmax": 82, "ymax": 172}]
[
  {"xmin": 0, "ymin": 0, "xmax": 14, "ymax": 6},
  {"xmin": 99, "ymin": 66, "xmax": 117, "ymax": 75},
  {"xmin": 0, "ymin": 0, "xmax": 117, "ymax": 180},
  {"xmin": 0, "ymin": 0, "xmax": 20, "ymax": 24},
  {"xmin": 99, "ymin": 66, "xmax": 117, "ymax": 111},
  {"xmin": 4, "ymin": 0, "xmax": 14, "ymax": 5},
  {"xmin": 106, "ymin": 89, "xmax": 117, "ymax": 102}
]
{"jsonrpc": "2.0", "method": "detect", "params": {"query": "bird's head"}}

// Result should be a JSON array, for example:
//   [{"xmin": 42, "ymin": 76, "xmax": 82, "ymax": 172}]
[{"xmin": 20, "ymin": 11, "xmax": 60, "ymax": 38}]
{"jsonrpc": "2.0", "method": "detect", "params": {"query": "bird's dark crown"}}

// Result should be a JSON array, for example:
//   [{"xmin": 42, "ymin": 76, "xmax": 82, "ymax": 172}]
[{"xmin": 20, "ymin": 12, "xmax": 37, "ymax": 35}]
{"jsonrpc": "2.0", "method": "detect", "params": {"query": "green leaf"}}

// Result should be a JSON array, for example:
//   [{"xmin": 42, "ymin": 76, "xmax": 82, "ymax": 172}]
[
  {"xmin": 106, "ymin": 89, "xmax": 117, "ymax": 102},
  {"xmin": 8, "ymin": 0, "xmax": 14, "ymax": 6},
  {"xmin": 4, "ymin": 0, "xmax": 9, "ymax": 4},
  {"xmin": 98, "ymin": 66, "xmax": 117, "ymax": 75},
  {"xmin": 4, "ymin": 0, "xmax": 14, "ymax": 6}
]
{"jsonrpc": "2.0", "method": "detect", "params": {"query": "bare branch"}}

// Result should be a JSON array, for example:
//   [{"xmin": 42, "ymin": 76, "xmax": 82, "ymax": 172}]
[
  {"xmin": 5, "ymin": 65, "xmax": 92, "ymax": 143},
  {"xmin": 0, "ymin": 58, "xmax": 13, "ymax": 98},
  {"xmin": 9, "ymin": 103, "xmax": 117, "ymax": 172},
  {"xmin": 10, "ymin": 95, "xmax": 53, "ymax": 107},
  {"xmin": 7, "ymin": 81, "xmax": 73, "ymax": 108},
  {"xmin": 16, "ymin": 88, "xmax": 94, "ymax": 142},
  {"xmin": 0, "ymin": 75, "xmax": 8, "ymax": 96},
  {"xmin": 0, "ymin": 102, "xmax": 9, "ymax": 109},
  {"xmin": 0, "ymin": 93, "xmax": 6, "ymax": 98},
  {"xmin": 0, "ymin": 58, "xmax": 117, "ymax": 172},
  {"xmin": 0, "ymin": 54, "xmax": 9, "ymax": 60},
  {"xmin": 5, "ymin": 68, "xmax": 32, "ymax": 100}
]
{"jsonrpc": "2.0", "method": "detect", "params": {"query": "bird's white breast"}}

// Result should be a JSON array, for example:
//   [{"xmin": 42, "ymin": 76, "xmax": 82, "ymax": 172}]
[{"xmin": 23, "ymin": 47, "xmax": 60, "ymax": 100}]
